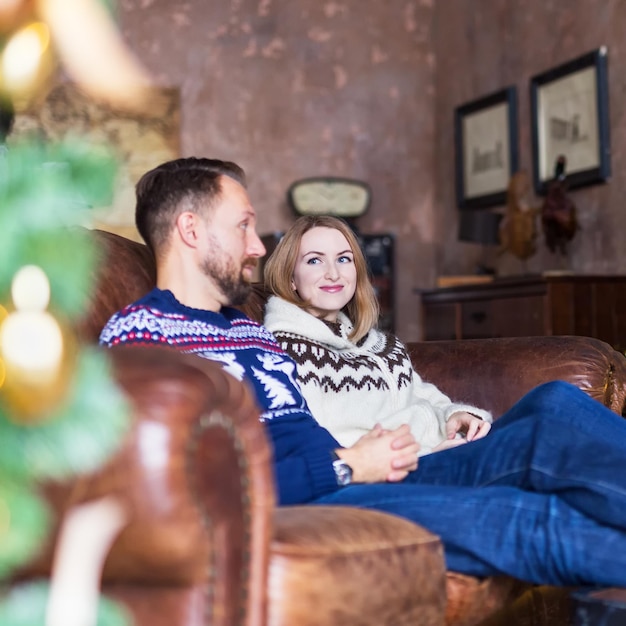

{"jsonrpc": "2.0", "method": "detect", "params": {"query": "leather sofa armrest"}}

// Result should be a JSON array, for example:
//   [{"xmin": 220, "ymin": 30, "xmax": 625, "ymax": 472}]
[
  {"xmin": 407, "ymin": 336, "xmax": 626, "ymax": 418},
  {"xmin": 29, "ymin": 346, "xmax": 274, "ymax": 626}
]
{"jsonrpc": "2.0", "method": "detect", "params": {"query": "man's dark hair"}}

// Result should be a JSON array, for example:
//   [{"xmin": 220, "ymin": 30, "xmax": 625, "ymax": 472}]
[
  {"xmin": 135, "ymin": 157, "xmax": 246, "ymax": 254},
  {"xmin": 0, "ymin": 98, "xmax": 15, "ymax": 142}
]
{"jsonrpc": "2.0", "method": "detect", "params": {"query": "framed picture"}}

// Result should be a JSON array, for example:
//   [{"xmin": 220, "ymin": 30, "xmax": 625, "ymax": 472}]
[
  {"xmin": 530, "ymin": 47, "xmax": 610, "ymax": 195},
  {"xmin": 455, "ymin": 86, "xmax": 518, "ymax": 210}
]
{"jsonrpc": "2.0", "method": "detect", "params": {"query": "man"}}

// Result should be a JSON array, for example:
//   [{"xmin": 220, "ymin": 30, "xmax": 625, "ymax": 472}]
[{"xmin": 101, "ymin": 157, "xmax": 626, "ymax": 588}]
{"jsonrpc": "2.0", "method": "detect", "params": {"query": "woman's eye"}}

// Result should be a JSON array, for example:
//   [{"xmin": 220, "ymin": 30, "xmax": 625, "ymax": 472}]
[
  {"xmin": 338, "ymin": 256, "xmax": 353, "ymax": 263},
  {"xmin": 306, "ymin": 257, "xmax": 321, "ymax": 265}
]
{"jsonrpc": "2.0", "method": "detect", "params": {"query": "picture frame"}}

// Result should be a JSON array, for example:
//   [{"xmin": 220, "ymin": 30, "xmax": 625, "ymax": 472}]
[
  {"xmin": 454, "ymin": 86, "xmax": 518, "ymax": 210},
  {"xmin": 530, "ymin": 47, "xmax": 610, "ymax": 195}
]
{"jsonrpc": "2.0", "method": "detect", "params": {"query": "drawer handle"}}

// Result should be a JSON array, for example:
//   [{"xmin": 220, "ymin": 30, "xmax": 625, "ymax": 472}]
[{"xmin": 470, "ymin": 311, "xmax": 487, "ymax": 324}]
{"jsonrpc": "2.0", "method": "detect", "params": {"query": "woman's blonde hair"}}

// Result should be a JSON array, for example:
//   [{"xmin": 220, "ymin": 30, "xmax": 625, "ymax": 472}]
[{"xmin": 264, "ymin": 215, "xmax": 379, "ymax": 342}]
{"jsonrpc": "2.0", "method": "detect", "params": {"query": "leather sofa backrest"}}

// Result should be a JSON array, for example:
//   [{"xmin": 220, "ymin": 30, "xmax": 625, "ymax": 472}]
[
  {"xmin": 77, "ymin": 230, "xmax": 156, "ymax": 342},
  {"xmin": 77, "ymin": 229, "xmax": 268, "ymax": 343}
]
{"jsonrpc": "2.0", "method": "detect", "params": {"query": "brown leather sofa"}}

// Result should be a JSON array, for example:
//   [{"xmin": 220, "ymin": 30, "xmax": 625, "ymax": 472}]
[{"xmin": 25, "ymin": 229, "xmax": 626, "ymax": 626}]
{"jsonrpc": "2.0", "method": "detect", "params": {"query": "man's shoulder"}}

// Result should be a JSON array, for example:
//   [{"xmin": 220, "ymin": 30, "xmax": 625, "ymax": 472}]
[
  {"xmin": 221, "ymin": 307, "xmax": 287, "ymax": 351},
  {"xmin": 108, "ymin": 300, "xmax": 172, "ymax": 325},
  {"xmin": 99, "ymin": 288, "xmax": 187, "ymax": 343},
  {"xmin": 99, "ymin": 297, "xmax": 171, "ymax": 346},
  {"xmin": 99, "ymin": 295, "xmax": 279, "ymax": 349}
]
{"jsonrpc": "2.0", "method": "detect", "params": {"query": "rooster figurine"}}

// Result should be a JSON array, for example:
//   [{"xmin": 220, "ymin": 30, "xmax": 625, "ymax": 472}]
[
  {"xmin": 499, "ymin": 171, "xmax": 539, "ymax": 261},
  {"xmin": 541, "ymin": 155, "xmax": 579, "ymax": 255}
]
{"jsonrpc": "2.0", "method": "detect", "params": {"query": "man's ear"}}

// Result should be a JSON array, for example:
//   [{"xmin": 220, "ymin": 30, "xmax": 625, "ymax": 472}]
[{"xmin": 176, "ymin": 212, "xmax": 200, "ymax": 247}]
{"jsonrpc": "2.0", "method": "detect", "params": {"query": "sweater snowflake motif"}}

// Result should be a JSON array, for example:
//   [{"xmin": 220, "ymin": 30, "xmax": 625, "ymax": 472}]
[
  {"xmin": 264, "ymin": 296, "xmax": 492, "ymax": 455},
  {"xmin": 99, "ymin": 288, "xmax": 342, "ymax": 505}
]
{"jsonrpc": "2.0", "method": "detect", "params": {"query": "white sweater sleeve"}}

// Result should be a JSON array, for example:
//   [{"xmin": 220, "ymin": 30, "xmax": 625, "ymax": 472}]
[
  {"xmin": 412, "ymin": 373, "xmax": 493, "ymax": 423},
  {"xmin": 405, "ymin": 370, "xmax": 492, "ymax": 455}
]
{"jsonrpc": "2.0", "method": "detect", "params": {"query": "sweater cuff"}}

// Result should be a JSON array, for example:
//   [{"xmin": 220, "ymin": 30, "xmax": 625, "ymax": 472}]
[
  {"xmin": 445, "ymin": 404, "xmax": 493, "ymax": 424},
  {"xmin": 307, "ymin": 448, "xmax": 342, "ymax": 498}
]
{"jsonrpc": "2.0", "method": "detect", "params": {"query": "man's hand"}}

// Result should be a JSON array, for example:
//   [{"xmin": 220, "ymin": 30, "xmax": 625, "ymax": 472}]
[
  {"xmin": 445, "ymin": 411, "xmax": 491, "ymax": 442},
  {"xmin": 336, "ymin": 424, "xmax": 420, "ymax": 484}
]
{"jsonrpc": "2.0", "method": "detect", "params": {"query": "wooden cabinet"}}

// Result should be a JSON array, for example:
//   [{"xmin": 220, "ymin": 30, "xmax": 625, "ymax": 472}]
[{"xmin": 420, "ymin": 275, "xmax": 626, "ymax": 351}]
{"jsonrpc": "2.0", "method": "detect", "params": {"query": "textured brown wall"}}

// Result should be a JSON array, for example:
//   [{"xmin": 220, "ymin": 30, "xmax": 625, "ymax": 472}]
[
  {"xmin": 119, "ymin": 0, "xmax": 435, "ymax": 341},
  {"xmin": 119, "ymin": 0, "xmax": 625, "ymax": 341},
  {"xmin": 434, "ymin": 0, "xmax": 624, "ymax": 281}
]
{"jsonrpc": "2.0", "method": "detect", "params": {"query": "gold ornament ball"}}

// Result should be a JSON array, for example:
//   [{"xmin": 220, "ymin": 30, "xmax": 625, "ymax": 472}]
[
  {"xmin": 0, "ymin": 309, "xmax": 76, "ymax": 423},
  {"xmin": 0, "ymin": 19, "xmax": 56, "ymax": 109},
  {"xmin": 11, "ymin": 264, "xmax": 51, "ymax": 312}
]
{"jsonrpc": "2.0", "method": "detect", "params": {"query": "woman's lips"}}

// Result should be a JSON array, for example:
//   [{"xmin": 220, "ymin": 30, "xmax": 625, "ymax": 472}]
[{"xmin": 320, "ymin": 285, "xmax": 343, "ymax": 293}]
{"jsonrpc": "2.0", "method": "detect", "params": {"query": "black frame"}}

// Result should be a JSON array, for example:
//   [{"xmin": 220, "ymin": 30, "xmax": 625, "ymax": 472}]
[
  {"xmin": 530, "ymin": 47, "xmax": 610, "ymax": 195},
  {"xmin": 455, "ymin": 86, "xmax": 518, "ymax": 210}
]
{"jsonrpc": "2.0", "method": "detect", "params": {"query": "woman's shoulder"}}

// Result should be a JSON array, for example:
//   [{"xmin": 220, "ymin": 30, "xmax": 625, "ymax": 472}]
[
  {"xmin": 264, "ymin": 296, "xmax": 319, "ymax": 339},
  {"xmin": 264, "ymin": 296, "xmax": 309, "ymax": 332}
]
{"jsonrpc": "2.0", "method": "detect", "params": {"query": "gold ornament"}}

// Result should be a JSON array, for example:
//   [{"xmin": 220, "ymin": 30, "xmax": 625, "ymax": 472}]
[
  {"xmin": 0, "ymin": 20, "xmax": 55, "ymax": 109},
  {"xmin": 0, "ymin": 265, "xmax": 76, "ymax": 423}
]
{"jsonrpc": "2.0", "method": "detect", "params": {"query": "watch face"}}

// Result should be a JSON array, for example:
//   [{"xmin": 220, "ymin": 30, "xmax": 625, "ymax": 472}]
[
  {"xmin": 287, "ymin": 177, "xmax": 371, "ymax": 218},
  {"xmin": 332, "ymin": 458, "xmax": 354, "ymax": 486}
]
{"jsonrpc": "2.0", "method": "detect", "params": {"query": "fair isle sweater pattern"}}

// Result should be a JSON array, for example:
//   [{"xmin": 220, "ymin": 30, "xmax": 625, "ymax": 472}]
[
  {"xmin": 264, "ymin": 296, "xmax": 492, "ymax": 455},
  {"xmin": 99, "ymin": 288, "xmax": 342, "ymax": 506},
  {"xmin": 100, "ymin": 299, "xmax": 304, "ymax": 419},
  {"xmin": 286, "ymin": 323, "xmax": 413, "ymax": 394}
]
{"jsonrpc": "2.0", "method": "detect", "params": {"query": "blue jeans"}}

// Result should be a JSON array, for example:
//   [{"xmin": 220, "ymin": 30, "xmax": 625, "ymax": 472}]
[{"xmin": 312, "ymin": 381, "xmax": 626, "ymax": 586}]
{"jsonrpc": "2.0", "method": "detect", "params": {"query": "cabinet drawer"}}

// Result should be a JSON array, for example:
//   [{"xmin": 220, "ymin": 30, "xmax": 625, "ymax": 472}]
[
  {"xmin": 461, "ymin": 301, "xmax": 493, "ymax": 338},
  {"xmin": 461, "ymin": 296, "xmax": 545, "ymax": 338}
]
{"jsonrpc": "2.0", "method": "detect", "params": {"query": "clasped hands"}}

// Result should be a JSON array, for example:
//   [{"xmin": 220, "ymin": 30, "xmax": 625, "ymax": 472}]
[{"xmin": 335, "ymin": 412, "xmax": 491, "ymax": 485}]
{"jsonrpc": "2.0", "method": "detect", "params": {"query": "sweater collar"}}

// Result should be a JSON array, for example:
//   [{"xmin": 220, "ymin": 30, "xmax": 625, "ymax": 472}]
[
  {"xmin": 264, "ymin": 296, "xmax": 357, "ymax": 349},
  {"xmin": 141, "ymin": 287, "xmax": 248, "ymax": 326}
]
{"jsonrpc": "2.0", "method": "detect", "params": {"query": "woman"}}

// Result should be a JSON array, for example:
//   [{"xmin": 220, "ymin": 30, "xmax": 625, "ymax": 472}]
[
  {"xmin": 263, "ymin": 215, "xmax": 492, "ymax": 455},
  {"xmin": 262, "ymin": 217, "xmax": 626, "ymax": 586}
]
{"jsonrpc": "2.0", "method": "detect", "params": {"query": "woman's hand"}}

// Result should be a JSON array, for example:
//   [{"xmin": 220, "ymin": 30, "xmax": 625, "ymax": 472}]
[
  {"xmin": 337, "ymin": 423, "xmax": 420, "ymax": 484},
  {"xmin": 446, "ymin": 411, "xmax": 491, "ymax": 442},
  {"xmin": 432, "ymin": 438, "xmax": 468, "ymax": 453}
]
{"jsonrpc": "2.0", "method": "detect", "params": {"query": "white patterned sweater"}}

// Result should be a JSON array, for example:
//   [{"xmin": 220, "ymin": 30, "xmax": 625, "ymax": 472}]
[{"xmin": 264, "ymin": 296, "xmax": 492, "ymax": 456}]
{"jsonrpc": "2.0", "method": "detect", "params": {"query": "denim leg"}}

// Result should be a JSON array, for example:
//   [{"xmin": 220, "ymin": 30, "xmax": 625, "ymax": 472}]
[
  {"xmin": 313, "ymin": 483, "xmax": 626, "ymax": 587},
  {"xmin": 412, "ymin": 381, "xmax": 626, "ymax": 529}
]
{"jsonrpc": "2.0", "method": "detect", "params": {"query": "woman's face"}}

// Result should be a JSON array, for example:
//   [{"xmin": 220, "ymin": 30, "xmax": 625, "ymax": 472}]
[{"xmin": 292, "ymin": 226, "xmax": 357, "ymax": 322}]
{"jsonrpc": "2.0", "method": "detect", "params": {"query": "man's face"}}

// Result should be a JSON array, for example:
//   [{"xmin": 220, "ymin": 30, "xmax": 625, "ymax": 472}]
[{"xmin": 198, "ymin": 176, "xmax": 266, "ymax": 306}]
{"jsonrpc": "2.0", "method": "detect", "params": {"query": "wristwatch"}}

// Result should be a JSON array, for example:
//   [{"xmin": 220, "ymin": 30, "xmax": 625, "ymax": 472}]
[{"xmin": 331, "ymin": 451, "xmax": 354, "ymax": 486}]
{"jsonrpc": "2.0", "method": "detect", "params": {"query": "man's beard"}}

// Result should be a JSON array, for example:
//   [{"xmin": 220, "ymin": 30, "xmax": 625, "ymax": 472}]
[{"xmin": 200, "ymin": 242, "xmax": 256, "ymax": 306}]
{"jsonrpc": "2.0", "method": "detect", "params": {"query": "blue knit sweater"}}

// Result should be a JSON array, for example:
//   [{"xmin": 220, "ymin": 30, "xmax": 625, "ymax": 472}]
[{"xmin": 99, "ymin": 288, "xmax": 341, "ymax": 505}]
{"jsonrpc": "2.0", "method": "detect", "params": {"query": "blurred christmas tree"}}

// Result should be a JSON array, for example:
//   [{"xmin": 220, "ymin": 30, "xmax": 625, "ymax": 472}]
[
  {"xmin": 0, "ymin": 123, "xmax": 134, "ymax": 626},
  {"xmin": 0, "ymin": 1, "xmax": 152, "ymax": 624}
]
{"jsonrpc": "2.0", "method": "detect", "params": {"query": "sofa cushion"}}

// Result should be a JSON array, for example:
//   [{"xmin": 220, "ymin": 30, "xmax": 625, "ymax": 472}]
[{"xmin": 269, "ymin": 506, "xmax": 447, "ymax": 626}]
